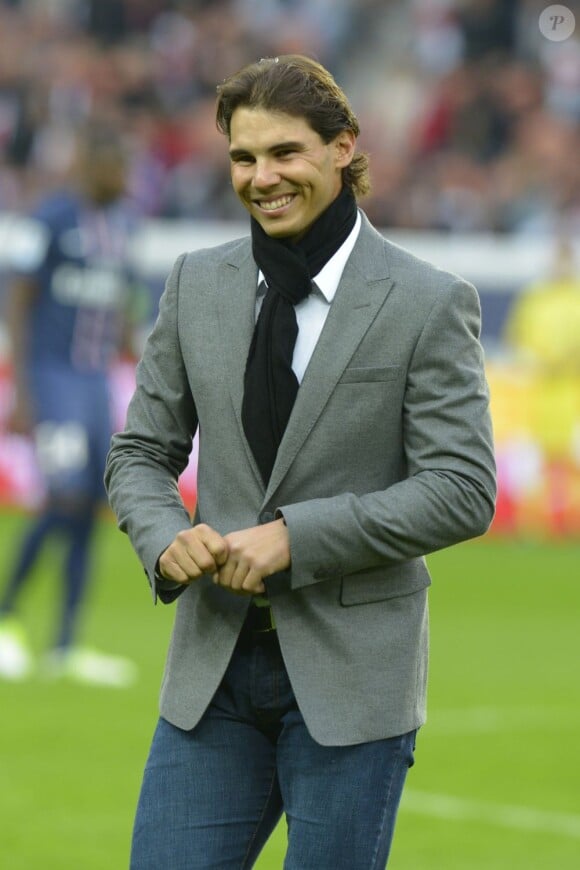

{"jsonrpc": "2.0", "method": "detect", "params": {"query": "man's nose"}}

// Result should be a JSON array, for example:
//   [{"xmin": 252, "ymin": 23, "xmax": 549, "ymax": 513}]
[{"xmin": 253, "ymin": 158, "xmax": 281, "ymax": 188}]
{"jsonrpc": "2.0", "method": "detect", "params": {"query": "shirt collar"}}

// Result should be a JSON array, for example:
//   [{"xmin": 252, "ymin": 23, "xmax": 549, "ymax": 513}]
[{"xmin": 257, "ymin": 210, "xmax": 361, "ymax": 303}]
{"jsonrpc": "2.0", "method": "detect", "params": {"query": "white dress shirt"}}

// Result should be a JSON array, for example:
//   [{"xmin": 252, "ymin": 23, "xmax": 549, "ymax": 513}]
[{"xmin": 257, "ymin": 211, "xmax": 361, "ymax": 382}]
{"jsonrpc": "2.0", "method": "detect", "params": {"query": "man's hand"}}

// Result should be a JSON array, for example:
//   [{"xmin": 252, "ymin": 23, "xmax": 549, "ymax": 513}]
[
  {"xmin": 159, "ymin": 524, "xmax": 228, "ymax": 585},
  {"xmin": 213, "ymin": 519, "xmax": 290, "ymax": 595}
]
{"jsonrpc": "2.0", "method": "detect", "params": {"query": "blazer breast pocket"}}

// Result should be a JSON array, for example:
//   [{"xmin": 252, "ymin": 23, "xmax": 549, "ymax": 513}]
[{"xmin": 338, "ymin": 365, "xmax": 402, "ymax": 384}]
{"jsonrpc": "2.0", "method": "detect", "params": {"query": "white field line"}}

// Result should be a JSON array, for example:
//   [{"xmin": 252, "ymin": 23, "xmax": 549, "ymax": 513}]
[
  {"xmin": 426, "ymin": 706, "xmax": 580, "ymax": 734},
  {"xmin": 402, "ymin": 791, "xmax": 580, "ymax": 839}
]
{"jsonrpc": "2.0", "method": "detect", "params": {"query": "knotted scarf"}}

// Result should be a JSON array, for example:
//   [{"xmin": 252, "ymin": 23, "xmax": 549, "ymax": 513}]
[{"xmin": 242, "ymin": 186, "xmax": 357, "ymax": 485}]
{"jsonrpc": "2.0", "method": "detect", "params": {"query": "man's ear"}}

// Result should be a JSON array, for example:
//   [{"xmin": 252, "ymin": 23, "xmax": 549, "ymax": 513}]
[{"xmin": 334, "ymin": 129, "xmax": 356, "ymax": 169}]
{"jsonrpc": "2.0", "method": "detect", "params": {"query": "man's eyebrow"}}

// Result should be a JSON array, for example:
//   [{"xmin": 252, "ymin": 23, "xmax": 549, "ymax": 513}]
[{"xmin": 229, "ymin": 141, "xmax": 305, "ymax": 159}]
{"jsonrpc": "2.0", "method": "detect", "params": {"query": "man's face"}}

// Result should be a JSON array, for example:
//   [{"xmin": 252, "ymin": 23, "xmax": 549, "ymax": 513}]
[{"xmin": 229, "ymin": 107, "xmax": 355, "ymax": 240}]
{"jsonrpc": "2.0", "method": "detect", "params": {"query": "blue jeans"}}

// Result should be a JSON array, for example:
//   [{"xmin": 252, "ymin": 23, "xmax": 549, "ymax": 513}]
[{"xmin": 131, "ymin": 632, "xmax": 416, "ymax": 869}]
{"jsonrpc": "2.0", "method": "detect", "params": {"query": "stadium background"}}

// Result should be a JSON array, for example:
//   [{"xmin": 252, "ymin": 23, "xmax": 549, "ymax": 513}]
[{"xmin": 0, "ymin": 1, "xmax": 579, "ymax": 868}]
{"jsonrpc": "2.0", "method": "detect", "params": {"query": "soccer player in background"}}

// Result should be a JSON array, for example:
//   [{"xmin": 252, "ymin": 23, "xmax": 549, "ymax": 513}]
[
  {"xmin": 503, "ymin": 237, "xmax": 580, "ymax": 535},
  {"xmin": 0, "ymin": 123, "xmax": 140, "ymax": 687}
]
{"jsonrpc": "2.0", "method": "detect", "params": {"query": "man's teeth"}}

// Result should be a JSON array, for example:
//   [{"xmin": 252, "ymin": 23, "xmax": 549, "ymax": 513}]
[{"xmin": 259, "ymin": 195, "xmax": 293, "ymax": 211}]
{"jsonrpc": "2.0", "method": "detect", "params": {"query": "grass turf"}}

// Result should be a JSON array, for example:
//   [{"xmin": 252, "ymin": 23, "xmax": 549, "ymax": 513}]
[{"xmin": 0, "ymin": 509, "xmax": 578, "ymax": 868}]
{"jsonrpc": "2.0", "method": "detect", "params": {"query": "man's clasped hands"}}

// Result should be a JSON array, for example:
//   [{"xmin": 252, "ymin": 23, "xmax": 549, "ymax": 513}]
[{"xmin": 159, "ymin": 518, "xmax": 291, "ymax": 596}]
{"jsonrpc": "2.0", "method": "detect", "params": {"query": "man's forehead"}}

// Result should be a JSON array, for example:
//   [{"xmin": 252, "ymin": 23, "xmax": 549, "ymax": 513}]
[
  {"xmin": 229, "ymin": 107, "xmax": 317, "ymax": 149},
  {"xmin": 231, "ymin": 106, "xmax": 312, "ymax": 134}
]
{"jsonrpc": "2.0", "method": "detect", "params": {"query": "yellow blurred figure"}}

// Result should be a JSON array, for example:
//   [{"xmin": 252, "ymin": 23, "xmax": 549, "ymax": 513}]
[
  {"xmin": 502, "ymin": 238, "xmax": 580, "ymax": 534},
  {"xmin": 504, "ymin": 238, "xmax": 580, "ymax": 375}
]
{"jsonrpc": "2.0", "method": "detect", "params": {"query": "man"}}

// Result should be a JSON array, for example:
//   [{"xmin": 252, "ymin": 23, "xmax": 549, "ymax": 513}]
[
  {"xmin": 0, "ymin": 123, "xmax": 138, "ymax": 688},
  {"xmin": 105, "ymin": 55, "xmax": 496, "ymax": 868}
]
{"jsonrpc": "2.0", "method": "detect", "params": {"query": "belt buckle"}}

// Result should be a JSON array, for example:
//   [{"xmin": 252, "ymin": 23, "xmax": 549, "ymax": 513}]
[
  {"xmin": 262, "ymin": 607, "xmax": 276, "ymax": 633},
  {"xmin": 251, "ymin": 600, "xmax": 277, "ymax": 633}
]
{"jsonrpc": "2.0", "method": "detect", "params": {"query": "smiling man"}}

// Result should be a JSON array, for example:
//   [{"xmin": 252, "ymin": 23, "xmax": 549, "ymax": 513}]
[
  {"xmin": 228, "ymin": 107, "xmax": 355, "ymax": 239},
  {"xmin": 105, "ymin": 55, "xmax": 496, "ymax": 869}
]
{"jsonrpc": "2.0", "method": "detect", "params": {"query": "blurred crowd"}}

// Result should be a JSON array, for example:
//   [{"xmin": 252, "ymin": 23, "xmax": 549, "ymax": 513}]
[{"xmin": 1, "ymin": 0, "xmax": 580, "ymax": 234}]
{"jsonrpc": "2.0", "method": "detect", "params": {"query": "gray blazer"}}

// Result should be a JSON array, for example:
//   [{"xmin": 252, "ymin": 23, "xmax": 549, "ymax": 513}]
[{"xmin": 105, "ymin": 212, "xmax": 496, "ymax": 746}]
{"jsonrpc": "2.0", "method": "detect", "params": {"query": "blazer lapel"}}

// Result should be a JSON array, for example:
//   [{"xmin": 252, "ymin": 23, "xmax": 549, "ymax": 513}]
[
  {"xmin": 264, "ymin": 216, "xmax": 395, "ymax": 502},
  {"xmin": 216, "ymin": 244, "xmax": 265, "ymax": 487}
]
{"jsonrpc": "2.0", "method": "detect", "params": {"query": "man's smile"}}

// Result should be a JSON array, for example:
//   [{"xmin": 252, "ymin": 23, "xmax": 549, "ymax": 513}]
[{"xmin": 254, "ymin": 194, "xmax": 296, "ymax": 213}]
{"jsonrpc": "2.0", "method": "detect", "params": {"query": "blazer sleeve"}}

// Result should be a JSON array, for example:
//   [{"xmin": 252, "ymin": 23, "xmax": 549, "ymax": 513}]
[
  {"xmin": 278, "ymin": 277, "xmax": 497, "ymax": 589},
  {"xmin": 105, "ymin": 253, "xmax": 197, "ymax": 592}
]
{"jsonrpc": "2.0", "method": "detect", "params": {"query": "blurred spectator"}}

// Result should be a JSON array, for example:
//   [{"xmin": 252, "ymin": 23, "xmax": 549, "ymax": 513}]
[
  {"xmin": 456, "ymin": 0, "xmax": 518, "ymax": 60},
  {"xmin": 504, "ymin": 237, "xmax": 580, "ymax": 373},
  {"xmin": 502, "ymin": 237, "xmax": 580, "ymax": 533},
  {"xmin": 0, "ymin": 121, "xmax": 141, "ymax": 686}
]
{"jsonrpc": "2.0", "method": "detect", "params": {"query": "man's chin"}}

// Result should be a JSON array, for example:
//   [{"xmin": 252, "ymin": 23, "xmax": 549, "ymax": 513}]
[{"xmin": 254, "ymin": 215, "xmax": 302, "ymax": 240}]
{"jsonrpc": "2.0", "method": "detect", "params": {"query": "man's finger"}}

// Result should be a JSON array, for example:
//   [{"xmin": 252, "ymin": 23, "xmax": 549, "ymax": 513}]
[
  {"xmin": 194, "ymin": 525, "xmax": 229, "ymax": 567},
  {"xmin": 241, "ymin": 570, "xmax": 266, "ymax": 595},
  {"xmin": 158, "ymin": 554, "xmax": 194, "ymax": 584}
]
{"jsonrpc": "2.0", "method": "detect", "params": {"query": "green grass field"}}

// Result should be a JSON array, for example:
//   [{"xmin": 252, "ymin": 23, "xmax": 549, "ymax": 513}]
[{"xmin": 0, "ymin": 509, "xmax": 578, "ymax": 869}]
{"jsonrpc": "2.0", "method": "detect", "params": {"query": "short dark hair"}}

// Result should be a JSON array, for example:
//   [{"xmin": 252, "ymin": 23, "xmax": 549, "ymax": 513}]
[{"xmin": 216, "ymin": 54, "xmax": 370, "ymax": 198}]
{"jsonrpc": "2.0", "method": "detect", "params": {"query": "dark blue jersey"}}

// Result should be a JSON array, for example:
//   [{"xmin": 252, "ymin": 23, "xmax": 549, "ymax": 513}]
[{"xmin": 19, "ymin": 191, "xmax": 137, "ymax": 372}]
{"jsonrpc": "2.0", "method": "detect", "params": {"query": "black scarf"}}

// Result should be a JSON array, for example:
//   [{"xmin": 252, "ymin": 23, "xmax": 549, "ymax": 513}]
[{"xmin": 242, "ymin": 186, "xmax": 357, "ymax": 485}]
